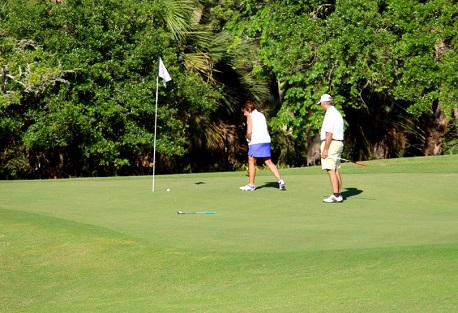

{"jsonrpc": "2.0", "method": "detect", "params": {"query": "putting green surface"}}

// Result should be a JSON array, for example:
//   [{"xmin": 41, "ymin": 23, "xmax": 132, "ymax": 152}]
[{"xmin": 1, "ymin": 156, "xmax": 457, "ymax": 312}]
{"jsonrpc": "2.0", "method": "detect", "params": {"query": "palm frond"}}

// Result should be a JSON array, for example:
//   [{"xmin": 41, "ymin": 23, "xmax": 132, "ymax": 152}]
[{"xmin": 161, "ymin": 0, "xmax": 199, "ymax": 41}]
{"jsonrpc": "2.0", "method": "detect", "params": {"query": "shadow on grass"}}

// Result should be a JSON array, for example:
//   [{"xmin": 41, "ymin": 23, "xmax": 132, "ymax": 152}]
[
  {"xmin": 256, "ymin": 182, "xmax": 280, "ymax": 190},
  {"xmin": 342, "ymin": 187, "xmax": 364, "ymax": 200},
  {"xmin": 255, "ymin": 184, "xmax": 368, "ymax": 200}
]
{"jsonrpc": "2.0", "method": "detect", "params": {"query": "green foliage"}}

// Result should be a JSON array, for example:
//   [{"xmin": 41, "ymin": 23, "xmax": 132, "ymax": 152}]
[
  {"xmin": 227, "ymin": 0, "xmax": 458, "ymax": 163},
  {"xmin": 388, "ymin": 0, "xmax": 453, "ymax": 117},
  {"xmin": 1, "ymin": 0, "xmax": 458, "ymax": 177},
  {"xmin": 444, "ymin": 118, "xmax": 458, "ymax": 154},
  {"xmin": 1, "ymin": 0, "xmax": 241, "ymax": 177}
]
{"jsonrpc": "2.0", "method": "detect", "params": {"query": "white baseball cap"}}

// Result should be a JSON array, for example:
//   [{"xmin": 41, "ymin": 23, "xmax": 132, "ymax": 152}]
[{"xmin": 317, "ymin": 93, "xmax": 333, "ymax": 104}]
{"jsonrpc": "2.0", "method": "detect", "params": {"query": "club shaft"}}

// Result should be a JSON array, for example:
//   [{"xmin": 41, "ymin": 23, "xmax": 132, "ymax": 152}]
[
  {"xmin": 326, "ymin": 156, "xmax": 366, "ymax": 166},
  {"xmin": 177, "ymin": 211, "xmax": 216, "ymax": 214}
]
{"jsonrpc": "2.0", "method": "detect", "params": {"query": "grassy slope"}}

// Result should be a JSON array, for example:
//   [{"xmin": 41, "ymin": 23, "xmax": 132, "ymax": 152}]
[{"xmin": 0, "ymin": 155, "xmax": 457, "ymax": 312}]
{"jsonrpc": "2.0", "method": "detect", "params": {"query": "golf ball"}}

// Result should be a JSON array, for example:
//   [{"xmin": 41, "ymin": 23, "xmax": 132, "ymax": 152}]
[{"xmin": 167, "ymin": 188, "xmax": 170, "ymax": 192}]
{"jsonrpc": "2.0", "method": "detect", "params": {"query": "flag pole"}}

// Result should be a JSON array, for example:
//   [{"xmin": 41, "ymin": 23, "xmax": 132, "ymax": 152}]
[
  {"xmin": 152, "ymin": 57, "xmax": 171, "ymax": 192},
  {"xmin": 152, "ymin": 75, "xmax": 159, "ymax": 192}
]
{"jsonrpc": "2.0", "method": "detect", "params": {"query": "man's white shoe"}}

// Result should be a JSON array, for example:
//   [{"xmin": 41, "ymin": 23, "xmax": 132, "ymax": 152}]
[
  {"xmin": 240, "ymin": 184, "xmax": 255, "ymax": 191},
  {"xmin": 278, "ymin": 180, "xmax": 286, "ymax": 190},
  {"xmin": 322, "ymin": 195, "xmax": 343, "ymax": 203}
]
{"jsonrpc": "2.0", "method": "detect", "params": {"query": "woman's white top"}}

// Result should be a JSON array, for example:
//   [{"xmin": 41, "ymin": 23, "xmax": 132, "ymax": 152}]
[{"xmin": 249, "ymin": 109, "xmax": 271, "ymax": 145}]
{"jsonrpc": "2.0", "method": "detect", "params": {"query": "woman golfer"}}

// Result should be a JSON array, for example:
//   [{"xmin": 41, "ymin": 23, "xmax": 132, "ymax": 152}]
[{"xmin": 239, "ymin": 101, "xmax": 286, "ymax": 191}]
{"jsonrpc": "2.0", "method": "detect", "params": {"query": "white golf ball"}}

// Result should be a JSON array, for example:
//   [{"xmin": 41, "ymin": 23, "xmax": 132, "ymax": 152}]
[{"xmin": 167, "ymin": 188, "xmax": 170, "ymax": 192}]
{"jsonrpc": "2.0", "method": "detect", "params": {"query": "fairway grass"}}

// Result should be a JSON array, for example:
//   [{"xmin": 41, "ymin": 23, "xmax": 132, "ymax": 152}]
[{"xmin": 1, "ymin": 155, "xmax": 457, "ymax": 312}]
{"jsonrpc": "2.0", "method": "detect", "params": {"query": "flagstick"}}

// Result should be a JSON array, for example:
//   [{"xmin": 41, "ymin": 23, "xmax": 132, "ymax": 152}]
[
  {"xmin": 152, "ymin": 75, "xmax": 159, "ymax": 192},
  {"xmin": 152, "ymin": 56, "xmax": 171, "ymax": 191}
]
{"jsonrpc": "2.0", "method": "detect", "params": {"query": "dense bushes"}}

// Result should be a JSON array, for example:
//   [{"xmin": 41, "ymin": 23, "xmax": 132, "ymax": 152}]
[{"xmin": 1, "ymin": 0, "xmax": 457, "ymax": 178}]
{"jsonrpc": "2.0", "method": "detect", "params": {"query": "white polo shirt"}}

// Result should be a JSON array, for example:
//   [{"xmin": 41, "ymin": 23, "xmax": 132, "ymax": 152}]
[
  {"xmin": 249, "ymin": 109, "xmax": 271, "ymax": 145},
  {"xmin": 320, "ymin": 106, "xmax": 344, "ymax": 140}
]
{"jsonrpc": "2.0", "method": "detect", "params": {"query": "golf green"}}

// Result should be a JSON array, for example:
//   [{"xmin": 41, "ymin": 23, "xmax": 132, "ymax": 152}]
[{"xmin": 1, "ymin": 155, "xmax": 457, "ymax": 312}]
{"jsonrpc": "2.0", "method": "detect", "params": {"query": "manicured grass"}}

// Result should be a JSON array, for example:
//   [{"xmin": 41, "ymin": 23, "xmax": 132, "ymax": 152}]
[{"xmin": 1, "ymin": 155, "xmax": 457, "ymax": 312}]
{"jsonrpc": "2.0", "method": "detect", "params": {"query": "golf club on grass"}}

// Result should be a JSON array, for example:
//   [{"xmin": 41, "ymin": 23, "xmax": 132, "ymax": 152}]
[
  {"xmin": 177, "ymin": 210, "xmax": 216, "ymax": 215},
  {"xmin": 314, "ymin": 151, "xmax": 367, "ymax": 167},
  {"xmin": 330, "ymin": 156, "xmax": 367, "ymax": 166}
]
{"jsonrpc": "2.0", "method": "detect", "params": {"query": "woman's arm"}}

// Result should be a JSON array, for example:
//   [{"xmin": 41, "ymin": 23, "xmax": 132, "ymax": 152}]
[{"xmin": 246, "ymin": 114, "xmax": 252, "ymax": 142}]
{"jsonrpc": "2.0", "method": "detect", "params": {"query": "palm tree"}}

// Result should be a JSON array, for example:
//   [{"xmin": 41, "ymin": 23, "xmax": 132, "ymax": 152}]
[{"xmin": 160, "ymin": 0, "xmax": 269, "ymax": 171}]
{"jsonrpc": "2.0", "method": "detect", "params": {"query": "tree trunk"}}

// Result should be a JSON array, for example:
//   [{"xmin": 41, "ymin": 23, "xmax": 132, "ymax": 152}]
[
  {"xmin": 423, "ymin": 104, "xmax": 448, "ymax": 156},
  {"xmin": 277, "ymin": 81, "xmax": 285, "ymax": 104},
  {"xmin": 306, "ymin": 135, "xmax": 321, "ymax": 166}
]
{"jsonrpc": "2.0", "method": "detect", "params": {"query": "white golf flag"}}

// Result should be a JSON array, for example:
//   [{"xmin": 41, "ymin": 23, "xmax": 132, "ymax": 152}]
[{"xmin": 158, "ymin": 57, "xmax": 172, "ymax": 87}]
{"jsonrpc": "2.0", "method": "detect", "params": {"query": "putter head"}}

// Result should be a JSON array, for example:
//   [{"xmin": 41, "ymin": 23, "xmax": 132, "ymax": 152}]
[{"xmin": 177, "ymin": 210, "xmax": 183, "ymax": 214}]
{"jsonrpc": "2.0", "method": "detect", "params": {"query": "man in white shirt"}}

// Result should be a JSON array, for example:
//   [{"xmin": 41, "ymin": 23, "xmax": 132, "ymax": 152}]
[{"xmin": 318, "ymin": 94, "xmax": 345, "ymax": 203}]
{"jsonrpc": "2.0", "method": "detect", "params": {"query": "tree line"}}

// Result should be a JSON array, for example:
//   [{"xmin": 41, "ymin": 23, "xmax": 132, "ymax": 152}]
[{"xmin": 1, "ymin": 0, "xmax": 457, "ymax": 179}]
